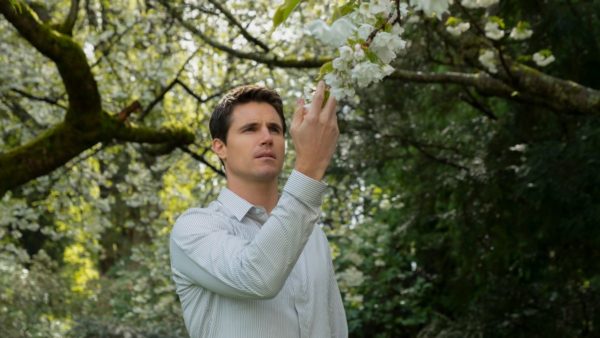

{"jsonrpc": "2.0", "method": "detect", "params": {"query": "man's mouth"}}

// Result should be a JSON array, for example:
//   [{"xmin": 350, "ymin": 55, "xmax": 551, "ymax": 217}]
[{"xmin": 255, "ymin": 152, "xmax": 276, "ymax": 159}]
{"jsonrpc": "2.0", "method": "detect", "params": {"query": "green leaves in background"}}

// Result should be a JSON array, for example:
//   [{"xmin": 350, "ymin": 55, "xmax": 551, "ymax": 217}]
[{"xmin": 273, "ymin": 0, "xmax": 303, "ymax": 29}]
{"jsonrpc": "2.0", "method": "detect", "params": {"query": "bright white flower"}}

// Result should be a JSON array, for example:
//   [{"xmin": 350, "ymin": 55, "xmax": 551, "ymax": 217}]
[
  {"xmin": 339, "ymin": 45, "xmax": 353, "ymax": 60},
  {"xmin": 357, "ymin": 3, "xmax": 376, "ymax": 21},
  {"xmin": 461, "ymin": 0, "xmax": 499, "ymax": 8},
  {"xmin": 533, "ymin": 51, "xmax": 555, "ymax": 67},
  {"xmin": 331, "ymin": 86, "xmax": 356, "ymax": 100},
  {"xmin": 446, "ymin": 22, "xmax": 471, "ymax": 36},
  {"xmin": 354, "ymin": 44, "xmax": 366, "ymax": 61},
  {"xmin": 306, "ymin": 17, "xmax": 356, "ymax": 47},
  {"xmin": 324, "ymin": 72, "xmax": 355, "ymax": 100},
  {"xmin": 333, "ymin": 45, "xmax": 353, "ymax": 71},
  {"xmin": 480, "ymin": 0, "xmax": 500, "ymax": 6},
  {"xmin": 392, "ymin": 23, "xmax": 405, "ymax": 36},
  {"xmin": 340, "ymin": 266, "xmax": 365, "ymax": 287},
  {"xmin": 332, "ymin": 57, "xmax": 349, "ymax": 71},
  {"xmin": 410, "ymin": 0, "xmax": 451, "ymax": 19},
  {"xmin": 509, "ymin": 144, "xmax": 527, "ymax": 152},
  {"xmin": 358, "ymin": 24, "xmax": 374, "ymax": 40},
  {"xmin": 485, "ymin": 21, "xmax": 504, "ymax": 40},
  {"xmin": 479, "ymin": 49, "xmax": 498, "ymax": 73},
  {"xmin": 324, "ymin": 72, "xmax": 344, "ymax": 88},
  {"xmin": 351, "ymin": 61, "xmax": 385, "ymax": 88},
  {"xmin": 371, "ymin": 31, "xmax": 407, "ymax": 63},
  {"xmin": 398, "ymin": 2, "xmax": 410, "ymax": 18},
  {"xmin": 509, "ymin": 24, "xmax": 533, "ymax": 40},
  {"xmin": 382, "ymin": 64, "xmax": 395, "ymax": 76},
  {"xmin": 370, "ymin": 0, "xmax": 394, "ymax": 15}
]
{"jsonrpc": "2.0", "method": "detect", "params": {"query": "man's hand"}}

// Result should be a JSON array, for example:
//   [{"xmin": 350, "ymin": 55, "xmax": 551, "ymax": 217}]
[{"xmin": 291, "ymin": 81, "xmax": 339, "ymax": 181}]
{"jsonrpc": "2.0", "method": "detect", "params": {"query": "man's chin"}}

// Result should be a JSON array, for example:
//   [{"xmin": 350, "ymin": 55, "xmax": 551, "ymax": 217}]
[{"xmin": 252, "ymin": 166, "xmax": 283, "ymax": 181}]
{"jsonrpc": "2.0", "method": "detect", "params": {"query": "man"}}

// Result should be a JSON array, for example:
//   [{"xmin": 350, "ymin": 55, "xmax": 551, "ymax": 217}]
[{"xmin": 169, "ymin": 81, "xmax": 348, "ymax": 337}]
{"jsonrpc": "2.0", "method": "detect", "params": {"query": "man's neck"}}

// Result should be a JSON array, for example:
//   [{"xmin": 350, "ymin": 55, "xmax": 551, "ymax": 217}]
[{"xmin": 226, "ymin": 177, "xmax": 279, "ymax": 213}]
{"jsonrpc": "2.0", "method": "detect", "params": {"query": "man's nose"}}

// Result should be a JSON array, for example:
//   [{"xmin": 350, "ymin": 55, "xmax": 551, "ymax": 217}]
[{"xmin": 259, "ymin": 126, "xmax": 273, "ymax": 145}]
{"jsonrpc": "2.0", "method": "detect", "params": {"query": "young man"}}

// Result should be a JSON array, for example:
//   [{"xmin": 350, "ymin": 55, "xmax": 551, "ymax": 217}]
[{"xmin": 169, "ymin": 81, "xmax": 348, "ymax": 337}]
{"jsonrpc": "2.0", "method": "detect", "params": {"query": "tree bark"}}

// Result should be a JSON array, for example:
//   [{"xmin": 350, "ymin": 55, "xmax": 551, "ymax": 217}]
[{"xmin": 0, "ymin": 0, "xmax": 194, "ymax": 196}]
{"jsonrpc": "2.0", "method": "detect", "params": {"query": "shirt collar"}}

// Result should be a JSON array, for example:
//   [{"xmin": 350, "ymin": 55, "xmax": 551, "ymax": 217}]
[{"xmin": 217, "ymin": 188, "xmax": 254, "ymax": 222}]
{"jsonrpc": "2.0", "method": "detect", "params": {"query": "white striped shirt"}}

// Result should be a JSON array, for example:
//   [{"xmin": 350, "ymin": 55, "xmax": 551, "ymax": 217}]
[{"xmin": 170, "ymin": 170, "xmax": 348, "ymax": 338}]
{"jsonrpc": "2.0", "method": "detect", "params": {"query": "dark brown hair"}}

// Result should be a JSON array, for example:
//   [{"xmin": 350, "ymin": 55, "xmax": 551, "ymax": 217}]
[{"xmin": 209, "ymin": 85, "xmax": 286, "ymax": 144}]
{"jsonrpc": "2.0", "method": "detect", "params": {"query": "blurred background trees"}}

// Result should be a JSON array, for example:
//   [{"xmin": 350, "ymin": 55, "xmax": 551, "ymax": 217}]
[{"xmin": 0, "ymin": 0, "xmax": 598, "ymax": 337}]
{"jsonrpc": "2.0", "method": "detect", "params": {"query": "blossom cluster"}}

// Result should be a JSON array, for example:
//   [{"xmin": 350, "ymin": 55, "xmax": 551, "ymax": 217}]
[
  {"xmin": 306, "ymin": 0, "xmax": 409, "ymax": 100},
  {"xmin": 304, "ymin": 0, "xmax": 555, "ymax": 101}
]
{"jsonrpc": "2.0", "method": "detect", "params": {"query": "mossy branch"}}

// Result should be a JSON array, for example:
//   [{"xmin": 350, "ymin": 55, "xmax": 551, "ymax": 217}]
[
  {"xmin": 0, "ymin": 0, "xmax": 197, "ymax": 196},
  {"xmin": 389, "ymin": 65, "xmax": 600, "ymax": 114}
]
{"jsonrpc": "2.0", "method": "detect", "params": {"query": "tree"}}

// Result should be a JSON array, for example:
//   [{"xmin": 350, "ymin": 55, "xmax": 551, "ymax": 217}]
[
  {"xmin": 0, "ymin": 0, "xmax": 197, "ymax": 196},
  {"xmin": 1, "ymin": 0, "xmax": 599, "ymax": 336}
]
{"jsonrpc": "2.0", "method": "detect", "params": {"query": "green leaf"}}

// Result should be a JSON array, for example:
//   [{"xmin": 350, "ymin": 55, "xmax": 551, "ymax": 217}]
[
  {"xmin": 273, "ymin": 0, "xmax": 304, "ymax": 29},
  {"xmin": 489, "ymin": 16, "xmax": 505, "ymax": 29},
  {"xmin": 330, "ymin": 1, "xmax": 358, "ymax": 24},
  {"xmin": 365, "ymin": 50, "xmax": 380, "ymax": 63},
  {"xmin": 316, "ymin": 61, "xmax": 333, "ymax": 81},
  {"xmin": 445, "ymin": 16, "xmax": 463, "ymax": 27}
]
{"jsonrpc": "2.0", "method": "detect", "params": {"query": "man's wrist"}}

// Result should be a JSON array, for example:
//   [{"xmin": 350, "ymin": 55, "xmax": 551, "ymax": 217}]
[
  {"xmin": 293, "ymin": 164, "xmax": 326, "ymax": 181},
  {"xmin": 284, "ymin": 169, "xmax": 328, "ymax": 207}
]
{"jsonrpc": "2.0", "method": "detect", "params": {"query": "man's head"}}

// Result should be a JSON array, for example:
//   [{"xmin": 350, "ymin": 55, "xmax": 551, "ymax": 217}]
[
  {"xmin": 209, "ymin": 85, "xmax": 286, "ymax": 144},
  {"xmin": 210, "ymin": 85, "xmax": 287, "ymax": 183}
]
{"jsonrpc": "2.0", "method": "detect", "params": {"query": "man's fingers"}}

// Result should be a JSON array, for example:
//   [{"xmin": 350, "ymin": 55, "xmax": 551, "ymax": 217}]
[
  {"xmin": 320, "ymin": 92, "xmax": 337, "ymax": 122},
  {"xmin": 292, "ymin": 98, "xmax": 306, "ymax": 127},
  {"xmin": 308, "ymin": 81, "xmax": 325, "ymax": 118}
]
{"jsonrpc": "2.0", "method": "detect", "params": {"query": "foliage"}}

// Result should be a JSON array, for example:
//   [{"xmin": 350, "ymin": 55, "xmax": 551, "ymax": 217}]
[{"xmin": 1, "ymin": 0, "xmax": 599, "ymax": 337}]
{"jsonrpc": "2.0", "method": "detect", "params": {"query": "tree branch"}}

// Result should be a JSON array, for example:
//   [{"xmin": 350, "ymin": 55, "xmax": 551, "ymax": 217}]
[
  {"xmin": 0, "ymin": 1, "xmax": 197, "ymax": 195},
  {"xmin": 179, "ymin": 145, "xmax": 225, "ymax": 177},
  {"xmin": 205, "ymin": 0, "xmax": 270, "ymax": 52},
  {"xmin": 158, "ymin": 0, "xmax": 329, "ymax": 68},
  {"xmin": 10, "ymin": 87, "xmax": 67, "ymax": 110},
  {"xmin": 59, "ymin": 0, "xmax": 80, "ymax": 36},
  {"xmin": 0, "ymin": 0, "xmax": 102, "ymax": 123},
  {"xmin": 0, "ymin": 95, "xmax": 44, "ymax": 128},
  {"xmin": 108, "ymin": 118, "xmax": 194, "ymax": 145},
  {"xmin": 388, "ymin": 67, "xmax": 600, "ymax": 114}
]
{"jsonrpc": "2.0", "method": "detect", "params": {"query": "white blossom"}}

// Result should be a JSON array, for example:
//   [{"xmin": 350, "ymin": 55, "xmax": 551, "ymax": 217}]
[
  {"xmin": 533, "ymin": 51, "xmax": 555, "ymax": 67},
  {"xmin": 461, "ymin": 0, "xmax": 499, "ymax": 8},
  {"xmin": 485, "ymin": 21, "xmax": 504, "ymax": 40},
  {"xmin": 306, "ymin": 17, "xmax": 356, "ymax": 47},
  {"xmin": 354, "ymin": 44, "xmax": 366, "ymax": 61},
  {"xmin": 410, "ymin": 0, "xmax": 451, "ymax": 19},
  {"xmin": 351, "ymin": 61, "xmax": 387, "ymax": 88},
  {"xmin": 446, "ymin": 22, "xmax": 471, "ymax": 36},
  {"xmin": 509, "ymin": 26, "xmax": 533, "ymax": 40},
  {"xmin": 509, "ymin": 144, "xmax": 527, "ymax": 152},
  {"xmin": 339, "ymin": 266, "xmax": 365, "ymax": 287},
  {"xmin": 358, "ymin": 24, "xmax": 374, "ymax": 40},
  {"xmin": 371, "ymin": 31, "xmax": 407, "ymax": 63},
  {"xmin": 479, "ymin": 49, "xmax": 498, "ymax": 73},
  {"xmin": 369, "ymin": 0, "xmax": 394, "ymax": 15}
]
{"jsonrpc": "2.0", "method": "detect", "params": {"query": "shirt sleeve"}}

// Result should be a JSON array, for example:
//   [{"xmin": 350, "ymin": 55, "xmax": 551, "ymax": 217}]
[{"xmin": 170, "ymin": 170, "xmax": 327, "ymax": 300}]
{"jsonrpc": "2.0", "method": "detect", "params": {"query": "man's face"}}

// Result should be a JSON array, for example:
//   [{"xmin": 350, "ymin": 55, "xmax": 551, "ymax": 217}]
[{"xmin": 213, "ymin": 102, "xmax": 285, "ymax": 183}]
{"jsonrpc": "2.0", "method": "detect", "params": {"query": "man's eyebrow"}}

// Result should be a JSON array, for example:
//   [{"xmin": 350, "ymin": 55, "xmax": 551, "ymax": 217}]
[
  {"xmin": 238, "ymin": 122, "xmax": 258, "ymax": 130},
  {"xmin": 267, "ymin": 122, "xmax": 283, "ymax": 129}
]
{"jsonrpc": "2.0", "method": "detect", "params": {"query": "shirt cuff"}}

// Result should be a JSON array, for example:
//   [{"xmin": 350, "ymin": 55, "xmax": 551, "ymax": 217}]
[{"xmin": 283, "ymin": 169, "xmax": 328, "ymax": 207}]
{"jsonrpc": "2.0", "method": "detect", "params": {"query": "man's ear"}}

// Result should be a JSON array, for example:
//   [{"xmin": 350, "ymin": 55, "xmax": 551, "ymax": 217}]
[{"xmin": 212, "ymin": 138, "xmax": 227, "ymax": 162}]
